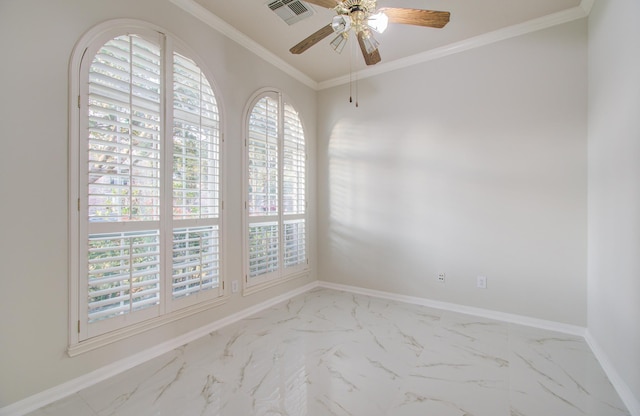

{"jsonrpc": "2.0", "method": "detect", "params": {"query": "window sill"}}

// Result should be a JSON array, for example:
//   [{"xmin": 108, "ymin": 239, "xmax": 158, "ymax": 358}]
[
  {"xmin": 68, "ymin": 294, "xmax": 229, "ymax": 357},
  {"xmin": 242, "ymin": 269, "xmax": 309, "ymax": 297}
]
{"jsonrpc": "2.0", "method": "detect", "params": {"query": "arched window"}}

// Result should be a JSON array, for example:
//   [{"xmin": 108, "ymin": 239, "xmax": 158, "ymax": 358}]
[
  {"xmin": 244, "ymin": 90, "xmax": 307, "ymax": 291},
  {"xmin": 69, "ymin": 21, "xmax": 224, "ymax": 350}
]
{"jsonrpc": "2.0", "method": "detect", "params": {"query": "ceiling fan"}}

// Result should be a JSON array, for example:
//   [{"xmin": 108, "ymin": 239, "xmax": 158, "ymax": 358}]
[{"xmin": 290, "ymin": 0, "xmax": 450, "ymax": 65}]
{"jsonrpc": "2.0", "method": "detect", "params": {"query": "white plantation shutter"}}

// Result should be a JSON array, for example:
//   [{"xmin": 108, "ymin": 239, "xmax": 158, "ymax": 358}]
[
  {"xmin": 85, "ymin": 34, "xmax": 162, "ymax": 332},
  {"xmin": 248, "ymin": 97, "xmax": 279, "ymax": 217},
  {"xmin": 76, "ymin": 26, "xmax": 223, "ymax": 342},
  {"xmin": 283, "ymin": 103, "xmax": 305, "ymax": 216},
  {"xmin": 87, "ymin": 35, "xmax": 161, "ymax": 222},
  {"xmin": 245, "ymin": 92, "xmax": 307, "ymax": 288},
  {"xmin": 282, "ymin": 103, "xmax": 306, "ymax": 270},
  {"xmin": 283, "ymin": 219, "xmax": 305, "ymax": 268},
  {"xmin": 248, "ymin": 96, "xmax": 280, "ymax": 279},
  {"xmin": 87, "ymin": 230, "xmax": 160, "ymax": 323},
  {"xmin": 171, "ymin": 226, "xmax": 219, "ymax": 299},
  {"xmin": 171, "ymin": 52, "xmax": 221, "ymax": 304}
]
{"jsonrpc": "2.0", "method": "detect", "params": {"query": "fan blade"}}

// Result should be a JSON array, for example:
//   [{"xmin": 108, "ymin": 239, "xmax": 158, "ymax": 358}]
[
  {"xmin": 378, "ymin": 8, "xmax": 450, "ymax": 28},
  {"xmin": 303, "ymin": 0, "xmax": 338, "ymax": 8},
  {"xmin": 357, "ymin": 32, "xmax": 381, "ymax": 66},
  {"xmin": 290, "ymin": 24, "xmax": 334, "ymax": 54}
]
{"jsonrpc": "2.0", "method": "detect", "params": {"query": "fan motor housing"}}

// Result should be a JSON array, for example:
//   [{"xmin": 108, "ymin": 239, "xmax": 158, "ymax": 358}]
[{"xmin": 337, "ymin": 0, "xmax": 376, "ymax": 15}]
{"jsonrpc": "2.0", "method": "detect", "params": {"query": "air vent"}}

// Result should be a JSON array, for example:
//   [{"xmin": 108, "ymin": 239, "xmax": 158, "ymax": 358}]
[{"xmin": 267, "ymin": 0, "xmax": 315, "ymax": 25}]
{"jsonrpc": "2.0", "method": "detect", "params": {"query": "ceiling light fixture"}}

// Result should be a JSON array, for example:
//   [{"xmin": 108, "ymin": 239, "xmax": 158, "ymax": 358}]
[
  {"xmin": 331, "ymin": 14, "xmax": 351, "ymax": 34},
  {"xmin": 327, "ymin": 1, "xmax": 384, "ymax": 55},
  {"xmin": 359, "ymin": 30, "xmax": 379, "ymax": 54},
  {"xmin": 290, "ymin": 0, "xmax": 450, "ymax": 66},
  {"xmin": 330, "ymin": 33, "xmax": 349, "ymax": 53},
  {"xmin": 367, "ymin": 11, "xmax": 388, "ymax": 33}
]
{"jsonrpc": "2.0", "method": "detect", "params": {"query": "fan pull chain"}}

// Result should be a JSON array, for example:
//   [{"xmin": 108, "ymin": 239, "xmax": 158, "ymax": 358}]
[
  {"xmin": 349, "ymin": 37, "xmax": 353, "ymax": 104},
  {"xmin": 355, "ymin": 69, "xmax": 359, "ymax": 108},
  {"xmin": 349, "ymin": 72, "xmax": 352, "ymax": 104},
  {"xmin": 348, "ymin": 37, "xmax": 358, "ymax": 108}
]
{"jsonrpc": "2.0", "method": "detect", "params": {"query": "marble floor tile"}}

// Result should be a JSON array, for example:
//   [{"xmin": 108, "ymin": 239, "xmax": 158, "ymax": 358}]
[
  {"xmin": 507, "ymin": 325, "xmax": 630, "ymax": 416},
  {"xmin": 25, "ymin": 393, "xmax": 97, "ymax": 416},
  {"xmin": 27, "ymin": 288, "xmax": 630, "ymax": 416},
  {"xmin": 387, "ymin": 312, "xmax": 511, "ymax": 416}
]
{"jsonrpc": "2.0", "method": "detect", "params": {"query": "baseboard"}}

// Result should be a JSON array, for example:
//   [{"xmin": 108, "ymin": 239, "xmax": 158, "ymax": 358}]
[
  {"xmin": 0, "ymin": 281, "xmax": 320, "ymax": 416},
  {"xmin": 318, "ymin": 281, "xmax": 586, "ymax": 336},
  {"xmin": 585, "ymin": 330, "xmax": 640, "ymax": 416}
]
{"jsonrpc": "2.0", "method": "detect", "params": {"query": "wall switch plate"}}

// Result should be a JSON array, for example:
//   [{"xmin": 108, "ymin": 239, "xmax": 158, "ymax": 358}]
[
  {"xmin": 477, "ymin": 275, "xmax": 487, "ymax": 289},
  {"xmin": 438, "ymin": 273, "xmax": 446, "ymax": 283},
  {"xmin": 231, "ymin": 280, "xmax": 239, "ymax": 293}
]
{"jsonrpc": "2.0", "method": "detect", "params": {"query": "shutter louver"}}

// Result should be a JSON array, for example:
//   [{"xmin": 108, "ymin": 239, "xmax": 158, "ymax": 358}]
[
  {"xmin": 87, "ymin": 230, "xmax": 160, "ymax": 322},
  {"xmin": 248, "ymin": 97, "xmax": 279, "ymax": 216},
  {"xmin": 86, "ymin": 35, "xmax": 162, "ymax": 327},
  {"xmin": 172, "ymin": 226, "xmax": 219, "ymax": 298},
  {"xmin": 283, "ymin": 103, "xmax": 305, "ymax": 216},
  {"xmin": 284, "ymin": 219, "xmax": 306, "ymax": 267},
  {"xmin": 172, "ymin": 53, "xmax": 220, "ymax": 220},
  {"xmin": 171, "ymin": 53, "xmax": 221, "ymax": 300},
  {"xmin": 88, "ymin": 35, "xmax": 161, "ymax": 222},
  {"xmin": 247, "ymin": 97, "xmax": 280, "ymax": 280},
  {"xmin": 249, "ymin": 222, "xmax": 279, "ymax": 277},
  {"xmin": 282, "ymin": 103, "xmax": 306, "ymax": 269}
]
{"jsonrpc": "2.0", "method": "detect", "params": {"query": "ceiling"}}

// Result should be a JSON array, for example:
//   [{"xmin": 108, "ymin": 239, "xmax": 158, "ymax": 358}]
[{"xmin": 182, "ymin": 0, "xmax": 586, "ymax": 87}]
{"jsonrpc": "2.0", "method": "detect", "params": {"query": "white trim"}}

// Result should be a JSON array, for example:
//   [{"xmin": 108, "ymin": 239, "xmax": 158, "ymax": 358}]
[
  {"xmin": 318, "ymin": 281, "xmax": 586, "ymax": 336},
  {"xmin": 168, "ymin": 0, "xmax": 318, "ymax": 90},
  {"xmin": 579, "ymin": 0, "xmax": 595, "ymax": 15},
  {"xmin": 169, "ymin": 0, "xmax": 593, "ymax": 91},
  {"xmin": 68, "ymin": 296, "xmax": 229, "ymax": 357},
  {"xmin": 585, "ymin": 330, "xmax": 640, "ymax": 416},
  {"xmin": 242, "ymin": 270, "xmax": 310, "ymax": 297},
  {"xmin": 318, "ymin": 3, "xmax": 592, "ymax": 89},
  {"xmin": 0, "ymin": 281, "xmax": 320, "ymax": 416}
]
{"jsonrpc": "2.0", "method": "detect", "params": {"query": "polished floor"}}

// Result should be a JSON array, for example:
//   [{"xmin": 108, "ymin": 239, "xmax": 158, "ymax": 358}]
[{"xmin": 29, "ymin": 288, "xmax": 629, "ymax": 415}]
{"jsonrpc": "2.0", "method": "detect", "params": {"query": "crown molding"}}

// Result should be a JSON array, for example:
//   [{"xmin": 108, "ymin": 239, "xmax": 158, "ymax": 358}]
[
  {"xmin": 171, "ymin": 0, "xmax": 592, "ymax": 92},
  {"xmin": 169, "ymin": 0, "xmax": 319, "ymax": 90},
  {"xmin": 579, "ymin": 0, "xmax": 595, "ymax": 15},
  {"xmin": 319, "ymin": 0, "xmax": 593, "ymax": 89}
]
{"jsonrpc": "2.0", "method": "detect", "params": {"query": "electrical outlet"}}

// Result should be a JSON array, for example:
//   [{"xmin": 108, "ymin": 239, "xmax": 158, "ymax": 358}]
[
  {"xmin": 231, "ymin": 280, "xmax": 239, "ymax": 293},
  {"xmin": 438, "ymin": 273, "xmax": 446, "ymax": 283},
  {"xmin": 477, "ymin": 275, "xmax": 487, "ymax": 289}
]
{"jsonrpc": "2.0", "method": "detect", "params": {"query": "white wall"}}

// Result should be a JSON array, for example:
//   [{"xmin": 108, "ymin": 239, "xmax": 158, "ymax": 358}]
[
  {"xmin": 588, "ymin": 0, "xmax": 640, "ymax": 410},
  {"xmin": 317, "ymin": 20, "xmax": 588, "ymax": 326},
  {"xmin": 0, "ymin": 0, "xmax": 316, "ymax": 406}
]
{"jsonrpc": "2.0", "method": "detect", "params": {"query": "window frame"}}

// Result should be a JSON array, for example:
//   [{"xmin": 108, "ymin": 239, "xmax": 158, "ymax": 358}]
[
  {"xmin": 68, "ymin": 19, "xmax": 227, "ymax": 355},
  {"xmin": 242, "ymin": 88, "xmax": 309, "ymax": 295}
]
